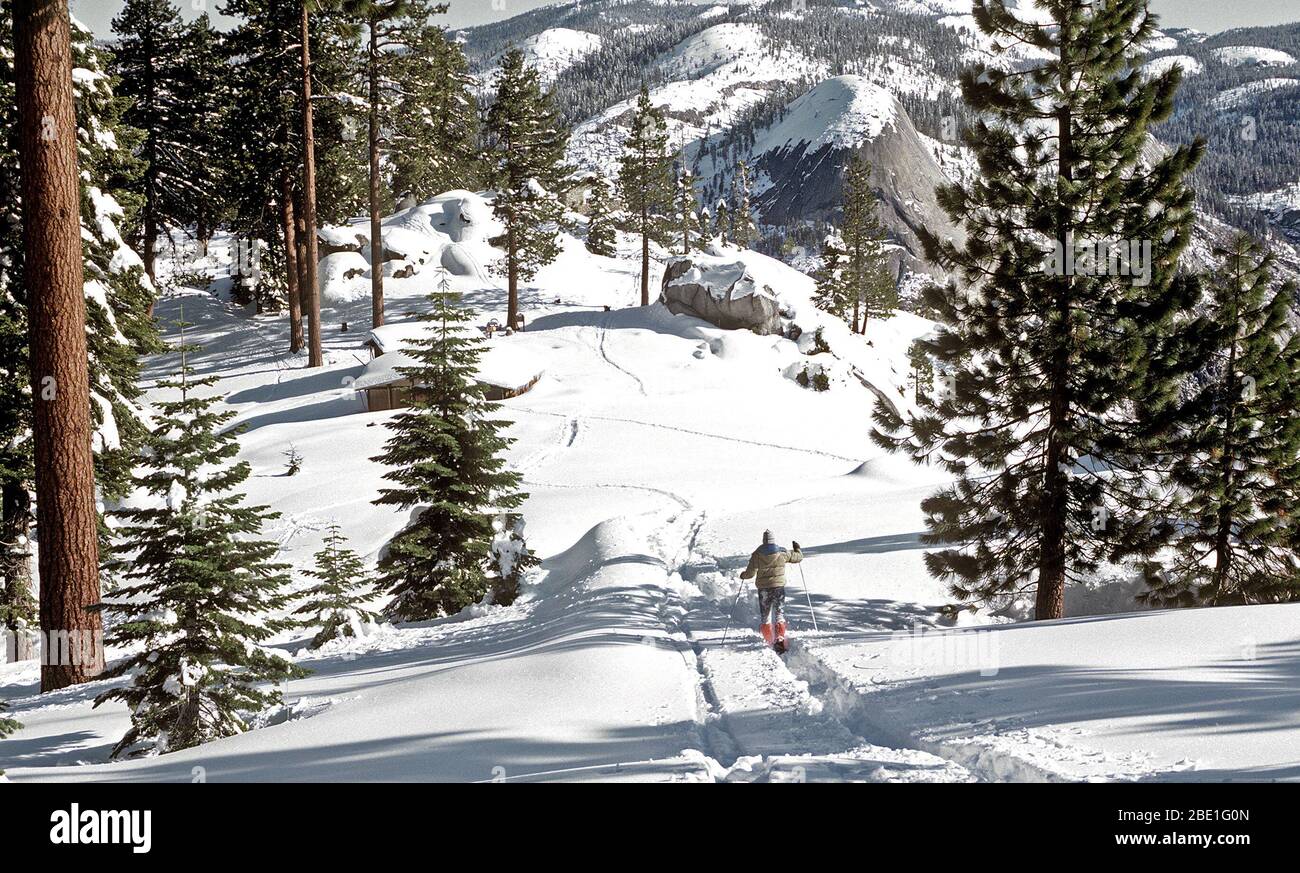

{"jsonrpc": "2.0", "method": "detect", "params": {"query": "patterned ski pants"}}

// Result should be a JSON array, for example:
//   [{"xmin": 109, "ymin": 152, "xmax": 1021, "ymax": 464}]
[{"xmin": 757, "ymin": 586, "xmax": 786, "ymax": 626}]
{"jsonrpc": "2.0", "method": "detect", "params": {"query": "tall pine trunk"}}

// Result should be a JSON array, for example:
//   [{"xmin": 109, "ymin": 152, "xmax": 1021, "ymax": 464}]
[
  {"xmin": 367, "ymin": 17, "xmax": 384, "ymax": 329},
  {"xmin": 14, "ymin": 0, "xmax": 105, "ymax": 691},
  {"xmin": 280, "ymin": 172, "xmax": 303, "ymax": 353},
  {"xmin": 507, "ymin": 224, "xmax": 519, "ymax": 327},
  {"xmin": 640, "ymin": 206, "xmax": 650, "ymax": 306},
  {"xmin": 299, "ymin": 0, "xmax": 323, "ymax": 368},
  {"xmin": 1211, "ymin": 286, "xmax": 1242, "ymax": 600},
  {"xmin": 1035, "ymin": 97, "xmax": 1075, "ymax": 622}
]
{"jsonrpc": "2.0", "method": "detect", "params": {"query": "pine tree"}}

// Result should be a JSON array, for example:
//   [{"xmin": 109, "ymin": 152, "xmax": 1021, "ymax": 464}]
[
  {"xmin": 872, "ymin": 0, "xmax": 1204, "ymax": 620},
  {"xmin": 676, "ymin": 165, "xmax": 698, "ymax": 255},
  {"xmin": 813, "ymin": 234, "xmax": 851, "ymax": 322},
  {"xmin": 617, "ymin": 86, "xmax": 673, "ymax": 306},
  {"xmin": 1, "ymin": 7, "xmax": 158, "ymax": 648},
  {"xmin": 1142, "ymin": 235, "xmax": 1300, "ymax": 607},
  {"xmin": 294, "ymin": 521, "xmax": 379, "ymax": 647},
  {"xmin": 585, "ymin": 173, "xmax": 618, "ymax": 257},
  {"xmin": 729, "ymin": 159, "xmax": 756, "ymax": 249},
  {"xmin": 340, "ymin": 0, "xmax": 455, "ymax": 329},
  {"xmin": 490, "ymin": 513, "xmax": 538, "ymax": 606},
  {"xmin": 712, "ymin": 198, "xmax": 730, "ymax": 246},
  {"xmin": 95, "ymin": 346, "xmax": 303, "ymax": 757},
  {"xmin": 0, "ymin": 700, "xmax": 18, "ymax": 737},
  {"xmin": 372, "ymin": 276, "xmax": 531, "ymax": 620},
  {"xmin": 841, "ymin": 153, "xmax": 893, "ymax": 333},
  {"xmin": 485, "ymin": 48, "xmax": 569, "ymax": 329},
  {"xmin": 111, "ymin": 0, "xmax": 222, "ymax": 284},
  {"xmin": 224, "ymin": 0, "xmax": 308, "ymax": 332},
  {"xmin": 14, "ymin": 0, "xmax": 107, "ymax": 691},
  {"xmin": 388, "ymin": 13, "xmax": 479, "ymax": 200}
]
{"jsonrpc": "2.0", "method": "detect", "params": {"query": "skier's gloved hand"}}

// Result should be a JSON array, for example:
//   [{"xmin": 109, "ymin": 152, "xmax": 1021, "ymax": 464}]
[{"xmin": 792, "ymin": 540, "xmax": 801, "ymax": 550}]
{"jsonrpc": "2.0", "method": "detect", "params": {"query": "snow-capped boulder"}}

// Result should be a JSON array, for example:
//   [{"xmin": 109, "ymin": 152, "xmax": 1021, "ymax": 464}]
[{"xmin": 660, "ymin": 254, "xmax": 782, "ymax": 334}]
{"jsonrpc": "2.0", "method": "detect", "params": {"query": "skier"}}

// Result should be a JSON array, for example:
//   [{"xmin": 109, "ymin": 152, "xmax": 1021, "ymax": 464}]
[{"xmin": 739, "ymin": 530, "xmax": 802, "ymax": 653}]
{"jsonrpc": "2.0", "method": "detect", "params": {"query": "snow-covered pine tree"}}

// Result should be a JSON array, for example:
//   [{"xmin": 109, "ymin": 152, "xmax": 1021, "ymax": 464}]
[
  {"xmin": 872, "ymin": 0, "xmax": 1203, "ymax": 620},
  {"xmin": 676, "ymin": 165, "xmax": 698, "ymax": 255},
  {"xmin": 617, "ymin": 85, "xmax": 673, "ymax": 305},
  {"xmin": 697, "ymin": 203, "xmax": 711, "ymax": 245},
  {"xmin": 813, "ymin": 234, "xmax": 850, "ymax": 323},
  {"xmin": 585, "ymin": 173, "xmax": 618, "ymax": 257},
  {"xmin": 712, "ymin": 198, "xmax": 730, "ymax": 246},
  {"xmin": 490, "ymin": 513, "xmax": 538, "ymax": 606},
  {"xmin": 95, "ymin": 352, "xmax": 303, "ymax": 757},
  {"xmin": 841, "ymin": 152, "xmax": 893, "ymax": 333},
  {"xmin": 729, "ymin": 159, "xmax": 756, "ymax": 249},
  {"xmin": 293, "ymin": 521, "xmax": 379, "ymax": 647},
  {"xmin": 1142, "ymin": 235, "xmax": 1300, "ymax": 607},
  {"xmin": 485, "ymin": 48, "xmax": 569, "ymax": 329},
  {"xmin": 372, "ymin": 276, "xmax": 531, "ymax": 620},
  {"xmin": 110, "ymin": 0, "xmax": 224, "ymax": 283},
  {"xmin": 388, "ymin": 9, "xmax": 480, "ymax": 200}
]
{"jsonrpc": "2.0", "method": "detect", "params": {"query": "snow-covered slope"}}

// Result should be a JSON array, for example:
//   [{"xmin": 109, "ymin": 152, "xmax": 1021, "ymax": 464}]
[
  {"xmin": 478, "ymin": 27, "xmax": 603, "ymax": 92},
  {"xmin": 1210, "ymin": 45, "xmax": 1297, "ymax": 67}
]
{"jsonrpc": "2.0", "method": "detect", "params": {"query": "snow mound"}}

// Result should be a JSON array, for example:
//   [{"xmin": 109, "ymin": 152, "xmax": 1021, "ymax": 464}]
[
  {"xmin": 753, "ymin": 75, "xmax": 898, "ymax": 154},
  {"xmin": 846, "ymin": 454, "xmax": 951, "ymax": 488},
  {"xmin": 317, "ymin": 191, "xmax": 503, "ymax": 303},
  {"xmin": 1210, "ymin": 45, "xmax": 1297, "ymax": 67}
]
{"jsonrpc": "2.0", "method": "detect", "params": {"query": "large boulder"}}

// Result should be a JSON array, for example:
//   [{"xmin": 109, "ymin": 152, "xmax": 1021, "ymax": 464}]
[{"xmin": 660, "ymin": 256, "xmax": 782, "ymax": 334}]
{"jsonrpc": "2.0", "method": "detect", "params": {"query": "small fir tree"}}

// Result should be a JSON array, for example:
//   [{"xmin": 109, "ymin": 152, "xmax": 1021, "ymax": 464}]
[
  {"xmin": 585, "ymin": 174, "xmax": 618, "ymax": 257},
  {"xmin": 95, "ymin": 347, "xmax": 303, "ymax": 758},
  {"xmin": 294, "ymin": 521, "xmax": 380, "ymax": 647},
  {"xmin": 372, "ymin": 276, "xmax": 532, "ymax": 619}
]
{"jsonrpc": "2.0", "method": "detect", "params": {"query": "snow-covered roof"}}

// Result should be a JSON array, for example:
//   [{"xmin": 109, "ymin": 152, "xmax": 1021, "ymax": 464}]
[{"xmin": 354, "ymin": 335, "xmax": 545, "ymax": 393}]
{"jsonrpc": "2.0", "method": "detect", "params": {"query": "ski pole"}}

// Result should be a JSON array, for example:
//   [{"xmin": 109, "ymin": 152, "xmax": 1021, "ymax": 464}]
[
  {"xmin": 720, "ymin": 583, "xmax": 747, "ymax": 646},
  {"xmin": 797, "ymin": 564, "xmax": 819, "ymax": 633}
]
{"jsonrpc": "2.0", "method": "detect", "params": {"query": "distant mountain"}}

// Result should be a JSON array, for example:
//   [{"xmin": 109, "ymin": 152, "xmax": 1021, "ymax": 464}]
[{"xmin": 461, "ymin": 0, "xmax": 1300, "ymax": 282}]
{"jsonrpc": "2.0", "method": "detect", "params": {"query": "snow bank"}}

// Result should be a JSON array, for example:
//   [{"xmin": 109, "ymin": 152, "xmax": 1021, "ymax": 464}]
[{"xmin": 799, "ymin": 604, "xmax": 1300, "ymax": 781}]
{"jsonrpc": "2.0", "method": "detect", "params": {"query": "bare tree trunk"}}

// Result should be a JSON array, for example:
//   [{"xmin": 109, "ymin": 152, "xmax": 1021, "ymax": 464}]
[
  {"xmin": 367, "ymin": 16, "xmax": 384, "ymax": 329},
  {"xmin": 640, "ymin": 207, "xmax": 650, "ymax": 306},
  {"xmin": 14, "ymin": 0, "xmax": 105, "ymax": 691},
  {"xmin": 294, "ymin": 189, "xmax": 311, "ymax": 329},
  {"xmin": 299, "ymin": 0, "xmax": 322, "ymax": 368},
  {"xmin": 280, "ymin": 173, "xmax": 303, "ymax": 353},
  {"xmin": 507, "ymin": 226, "xmax": 519, "ymax": 328}
]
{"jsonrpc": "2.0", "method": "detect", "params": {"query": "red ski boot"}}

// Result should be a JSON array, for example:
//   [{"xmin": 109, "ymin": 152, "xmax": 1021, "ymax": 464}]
[
  {"xmin": 760, "ymin": 623, "xmax": 774, "ymax": 647},
  {"xmin": 773, "ymin": 621, "xmax": 788, "ymax": 654}
]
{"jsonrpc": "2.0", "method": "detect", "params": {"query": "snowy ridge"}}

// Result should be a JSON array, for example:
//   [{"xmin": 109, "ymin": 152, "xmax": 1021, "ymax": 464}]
[{"xmin": 752, "ymin": 75, "xmax": 898, "ymax": 155}]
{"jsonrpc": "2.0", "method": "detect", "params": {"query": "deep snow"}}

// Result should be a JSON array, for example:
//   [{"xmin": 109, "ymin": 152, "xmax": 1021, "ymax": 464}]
[{"xmin": 3, "ymin": 192, "xmax": 1299, "ymax": 783}]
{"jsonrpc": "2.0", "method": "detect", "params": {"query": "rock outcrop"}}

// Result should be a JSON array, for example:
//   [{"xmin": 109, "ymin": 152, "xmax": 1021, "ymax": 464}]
[{"xmin": 660, "ymin": 256, "xmax": 782, "ymax": 334}]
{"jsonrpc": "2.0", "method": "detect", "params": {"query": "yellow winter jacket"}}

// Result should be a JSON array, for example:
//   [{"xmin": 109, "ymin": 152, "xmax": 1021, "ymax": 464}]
[{"xmin": 740, "ymin": 544, "xmax": 803, "ymax": 589}]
